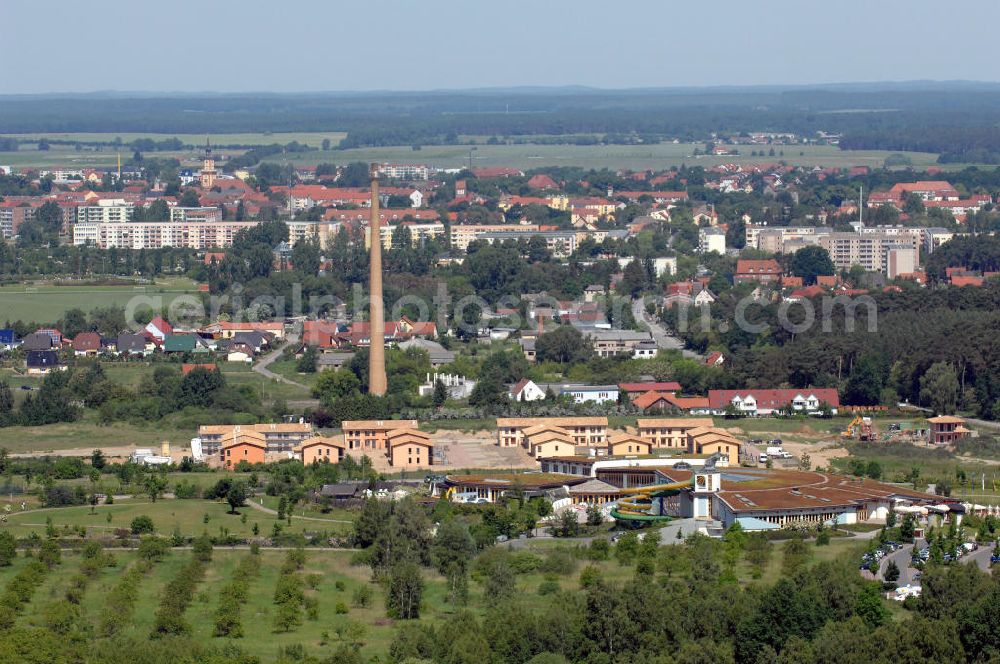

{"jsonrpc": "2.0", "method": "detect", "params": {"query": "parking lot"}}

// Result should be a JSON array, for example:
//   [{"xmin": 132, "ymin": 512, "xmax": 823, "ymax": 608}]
[{"xmin": 867, "ymin": 537, "xmax": 998, "ymax": 587}]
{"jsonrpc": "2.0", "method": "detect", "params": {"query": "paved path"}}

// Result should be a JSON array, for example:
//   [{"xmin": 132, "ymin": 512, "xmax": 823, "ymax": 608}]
[
  {"xmin": 252, "ymin": 333, "xmax": 308, "ymax": 389},
  {"xmin": 245, "ymin": 498, "xmax": 353, "ymax": 524},
  {"xmin": 631, "ymin": 298, "xmax": 701, "ymax": 359}
]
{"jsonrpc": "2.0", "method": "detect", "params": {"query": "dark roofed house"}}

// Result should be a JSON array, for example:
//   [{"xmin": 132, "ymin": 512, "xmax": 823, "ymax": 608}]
[
  {"xmin": 231, "ymin": 331, "xmax": 269, "ymax": 353},
  {"xmin": 72, "ymin": 332, "xmax": 102, "ymax": 356},
  {"xmin": 117, "ymin": 333, "xmax": 148, "ymax": 356},
  {"xmin": 22, "ymin": 332, "xmax": 55, "ymax": 352},
  {"xmin": 0, "ymin": 329, "xmax": 16, "ymax": 348},
  {"xmin": 26, "ymin": 350, "xmax": 63, "ymax": 375}
]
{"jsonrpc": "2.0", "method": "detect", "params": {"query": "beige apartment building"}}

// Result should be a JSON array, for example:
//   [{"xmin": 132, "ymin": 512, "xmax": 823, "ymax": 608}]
[
  {"xmin": 495, "ymin": 416, "xmax": 608, "ymax": 448},
  {"xmin": 636, "ymin": 418, "xmax": 714, "ymax": 449}
]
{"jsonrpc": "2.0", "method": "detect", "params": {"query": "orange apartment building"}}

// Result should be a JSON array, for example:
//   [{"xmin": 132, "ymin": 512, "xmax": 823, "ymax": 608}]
[
  {"xmin": 341, "ymin": 419, "xmax": 420, "ymax": 452},
  {"xmin": 386, "ymin": 429, "xmax": 435, "ymax": 469},
  {"xmin": 496, "ymin": 417, "xmax": 608, "ymax": 449},
  {"xmin": 636, "ymin": 418, "xmax": 714, "ymax": 449},
  {"xmin": 219, "ymin": 429, "xmax": 267, "ymax": 468},
  {"xmin": 296, "ymin": 436, "xmax": 346, "ymax": 465},
  {"xmin": 198, "ymin": 422, "xmax": 314, "ymax": 455}
]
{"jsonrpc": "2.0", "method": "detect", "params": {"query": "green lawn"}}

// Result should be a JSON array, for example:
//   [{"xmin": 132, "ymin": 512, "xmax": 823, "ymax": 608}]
[
  {"xmin": 0, "ymin": 277, "xmax": 201, "ymax": 324},
  {"xmin": 0, "ymin": 495, "xmax": 351, "ymax": 540}
]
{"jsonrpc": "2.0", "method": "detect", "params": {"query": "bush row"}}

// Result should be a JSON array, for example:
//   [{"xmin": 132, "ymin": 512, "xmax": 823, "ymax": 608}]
[
  {"xmin": 212, "ymin": 551, "xmax": 261, "ymax": 637},
  {"xmin": 151, "ymin": 555, "xmax": 206, "ymax": 637},
  {"xmin": 98, "ymin": 558, "xmax": 154, "ymax": 637},
  {"xmin": 273, "ymin": 548, "xmax": 308, "ymax": 633}
]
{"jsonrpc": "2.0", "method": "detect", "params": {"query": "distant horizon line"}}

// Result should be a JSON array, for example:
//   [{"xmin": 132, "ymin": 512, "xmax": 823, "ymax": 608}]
[{"xmin": 4, "ymin": 79, "xmax": 1000, "ymax": 99}]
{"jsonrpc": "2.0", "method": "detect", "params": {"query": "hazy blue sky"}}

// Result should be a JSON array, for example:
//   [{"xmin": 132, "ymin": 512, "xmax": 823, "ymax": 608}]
[{"xmin": 4, "ymin": 0, "xmax": 1000, "ymax": 93}]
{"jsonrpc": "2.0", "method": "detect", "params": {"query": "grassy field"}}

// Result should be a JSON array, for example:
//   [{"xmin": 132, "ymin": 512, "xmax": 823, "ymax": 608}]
[
  {"xmin": 0, "ymin": 277, "xmax": 202, "ymax": 324},
  {"xmin": 0, "ymin": 139, "xmax": 945, "ymax": 172},
  {"xmin": 0, "ymin": 495, "xmax": 351, "ymax": 540},
  {"xmin": 0, "ymin": 417, "xmax": 192, "ymax": 455},
  {"xmin": 252, "ymin": 142, "xmax": 943, "ymax": 172}
]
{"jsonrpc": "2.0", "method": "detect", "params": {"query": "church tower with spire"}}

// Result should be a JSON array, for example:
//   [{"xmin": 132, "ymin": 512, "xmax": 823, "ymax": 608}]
[{"xmin": 199, "ymin": 137, "xmax": 217, "ymax": 189}]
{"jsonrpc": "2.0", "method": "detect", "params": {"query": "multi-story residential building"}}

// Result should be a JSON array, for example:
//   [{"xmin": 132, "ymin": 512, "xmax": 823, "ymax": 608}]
[
  {"xmin": 698, "ymin": 227, "xmax": 726, "ymax": 254},
  {"xmin": 733, "ymin": 259, "xmax": 783, "ymax": 284},
  {"xmin": 341, "ymin": 419, "xmax": 419, "ymax": 452},
  {"xmin": 586, "ymin": 329, "xmax": 657, "ymax": 358},
  {"xmin": 636, "ymin": 418, "xmax": 715, "ymax": 449},
  {"xmin": 73, "ymin": 220, "xmax": 258, "ymax": 249},
  {"xmin": 169, "ymin": 206, "xmax": 222, "ymax": 222},
  {"xmin": 372, "ymin": 222, "xmax": 446, "ymax": 249},
  {"xmin": 923, "ymin": 227, "xmax": 955, "ymax": 255},
  {"xmin": 449, "ymin": 224, "xmax": 540, "ymax": 252},
  {"xmin": 495, "ymin": 416, "xmax": 608, "ymax": 448},
  {"xmin": 377, "ymin": 163, "xmax": 430, "ymax": 180},
  {"xmin": 475, "ymin": 230, "xmax": 578, "ymax": 257},
  {"xmin": 198, "ymin": 422, "xmax": 314, "ymax": 456},
  {"xmin": 76, "ymin": 200, "xmax": 134, "ymax": 224},
  {"xmin": 886, "ymin": 246, "xmax": 917, "ymax": 279},
  {"xmin": 818, "ymin": 231, "xmax": 920, "ymax": 273}
]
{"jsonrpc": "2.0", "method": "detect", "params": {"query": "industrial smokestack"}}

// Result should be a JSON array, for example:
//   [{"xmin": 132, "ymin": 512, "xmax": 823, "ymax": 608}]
[{"xmin": 368, "ymin": 164, "xmax": 388, "ymax": 396}]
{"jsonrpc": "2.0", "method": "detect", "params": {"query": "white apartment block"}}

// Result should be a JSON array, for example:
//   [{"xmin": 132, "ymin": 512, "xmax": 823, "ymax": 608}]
[
  {"xmin": 376, "ymin": 222, "xmax": 446, "ymax": 249},
  {"xmin": 449, "ymin": 224, "xmax": 541, "ymax": 252},
  {"xmin": 475, "ymin": 230, "xmax": 578, "ymax": 257},
  {"xmin": 377, "ymin": 163, "xmax": 430, "ymax": 180},
  {"xmin": 73, "ymin": 221, "xmax": 258, "ymax": 249},
  {"xmin": 76, "ymin": 201, "xmax": 134, "ymax": 224},
  {"xmin": 698, "ymin": 227, "xmax": 727, "ymax": 254},
  {"xmin": 169, "ymin": 206, "xmax": 222, "ymax": 223},
  {"xmin": 818, "ymin": 231, "xmax": 921, "ymax": 273}
]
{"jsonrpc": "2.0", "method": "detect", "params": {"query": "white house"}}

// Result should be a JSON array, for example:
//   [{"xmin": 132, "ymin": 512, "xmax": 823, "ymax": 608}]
[
  {"xmin": 509, "ymin": 379, "xmax": 547, "ymax": 402},
  {"xmin": 693, "ymin": 289, "xmax": 716, "ymax": 306}
]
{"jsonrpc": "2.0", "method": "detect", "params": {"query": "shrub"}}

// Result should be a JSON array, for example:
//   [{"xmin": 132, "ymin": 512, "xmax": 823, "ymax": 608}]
[
  {"xmin": 335, "ymin": 601, "xmax": 349, "ymax": 614},
  {"xmin": 579, "ymin": 565, "xmax": 602, "ymax": 589},
  {"xmin": 130, "ymin": 515, "xmax": 155, "ymax": 535},
  {"xmin": 193, "ymin": 533, "xmax": 213, "ymax": 562},
  {"xmin": 38, "ymin": 540, "xmax": 61, "ymax": 568},
  {"xmin": 351, "ymin": 584, "xmax": 374, "ymax": 608},
  {"xmin": 0, "ymin": 531, "xmax": 16, "ymax": 566},
  {"xmin": 537, "ymin": 579, "xmax": 560, "ymax": 595},
  {"xmin": 138, "ymin": 536, "xmax": 171, "ymax": 561}
]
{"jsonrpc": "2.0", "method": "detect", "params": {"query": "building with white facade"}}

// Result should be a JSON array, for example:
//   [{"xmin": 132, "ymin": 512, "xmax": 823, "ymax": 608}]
[{"xmin": 73, "ymin": 221, "xmax": 258, "ymax": 249}]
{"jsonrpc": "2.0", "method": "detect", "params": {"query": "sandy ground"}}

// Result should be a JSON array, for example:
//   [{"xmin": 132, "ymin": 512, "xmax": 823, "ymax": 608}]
[{"xmin": 720, "ymin": 423, "xmax": 850, "ymax": 470}]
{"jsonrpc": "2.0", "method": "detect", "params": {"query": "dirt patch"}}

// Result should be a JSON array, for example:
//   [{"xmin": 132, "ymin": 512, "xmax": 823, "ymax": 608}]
[{"xmin": 780, "ymin": 440, "xmax": 850, "ymax": 470}]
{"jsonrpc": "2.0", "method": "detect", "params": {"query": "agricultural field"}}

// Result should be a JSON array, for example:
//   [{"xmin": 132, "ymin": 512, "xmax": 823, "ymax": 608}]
[
  {"xmin": 0, "ymin": 512, "xmax": 866, "ymax": 663},
  {"xmin": 252, "ymin": 142, "xmax": 944, "ymax": 172},
  {"xmin": 0, "ymin": 277, "xmax": 202, "ymax": 324},
  {"xmin": 4, "ymin": 132, "xmax": 347, "ymax": 148},
  {"xmin": 0, "ymin": 137, "xmax": 946, "ymax": 172}
]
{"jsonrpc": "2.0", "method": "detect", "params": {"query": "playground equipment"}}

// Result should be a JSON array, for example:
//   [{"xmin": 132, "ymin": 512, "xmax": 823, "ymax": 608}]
[{"xmin": 841, "ymin": 415, "xmax": 875, "ymax": 441}]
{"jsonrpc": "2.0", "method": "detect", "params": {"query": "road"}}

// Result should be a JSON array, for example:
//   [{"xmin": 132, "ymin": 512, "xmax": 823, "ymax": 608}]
[
  {"xmin": 631, "ymin": 298, "xmax": 701, "ymax": 359},
  {"xmin": 246, "ymin": 498, "xmax": 353, "ymax": 524},
  {"xmin": 252, "ymin": 333, "xmax": 308, "ymax": 389}
]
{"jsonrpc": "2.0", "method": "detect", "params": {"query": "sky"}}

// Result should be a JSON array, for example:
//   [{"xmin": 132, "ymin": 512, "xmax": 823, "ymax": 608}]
[{"xmin": 4, "ymin": 0, "xmax": 1000, "ymax": 94}]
